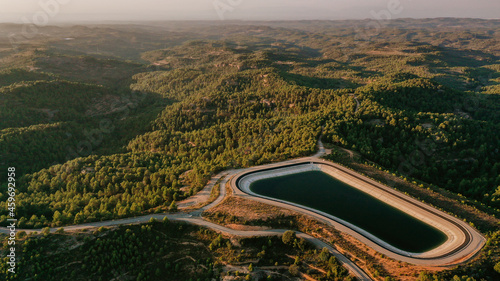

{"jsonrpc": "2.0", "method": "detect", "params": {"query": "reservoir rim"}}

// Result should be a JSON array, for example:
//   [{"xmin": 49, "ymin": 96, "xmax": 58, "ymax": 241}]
[{"xmin": 235, "ymin": 161, "xmax": 473, "ymax": 261}]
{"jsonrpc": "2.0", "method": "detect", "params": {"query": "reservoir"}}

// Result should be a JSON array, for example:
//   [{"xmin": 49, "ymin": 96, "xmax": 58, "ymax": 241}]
[{"xmin": 249, "ymin": 170, "xmax": 447, "ymax": 253}]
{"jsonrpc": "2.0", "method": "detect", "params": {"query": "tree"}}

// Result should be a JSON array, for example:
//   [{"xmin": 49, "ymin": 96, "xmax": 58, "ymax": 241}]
[
  {"xmin": 282, "ymin": 230, "xmax": 296, "ymax": 245},
  {"xmin": 495, "ymin": 261, "xmax": 500, "ymax": 274},
  {"xmin": 53, "ymin": 210, "xmax": 62, "ymax": 224},
  {"xmin": 319, "ymin": 247, "xmax": 330, "ymax": 261},
  {"xmin": 417, "ymin": 272, "xmax": 434, "ymax": 281},
  {"xmin": 288, "ymin": 264, "xmax": 300, "ymax": 276},
  {"xmin": 452, "ymin": 276, "xmax": 477, "ymax": 281},
  {"xmin": 169, "ymin": 201, "xmax": 178, "ymax": 212},
  {"xmin": 42, "ymin": 227, "xmax": 51, "ymax": 236},
  {"xmin": 16, "ymin": 231, "xmax": 27, "ymax": 239},
  {"xmin": 296, "ymin": 237, "xmax": 306, "ymax": 251},
  {"xmin": 74, "ymin": 212, "xmax": 84, "ymax": 224}
]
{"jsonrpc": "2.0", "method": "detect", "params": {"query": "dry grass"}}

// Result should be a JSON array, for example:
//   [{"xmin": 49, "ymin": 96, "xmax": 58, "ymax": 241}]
[
  {"xmin": 203, "ymin": 145, "xmax": 497, "ymax": 280},
  {"xmin": 205, "ymin": 196, "xmax": 296, "ymax": 222}
]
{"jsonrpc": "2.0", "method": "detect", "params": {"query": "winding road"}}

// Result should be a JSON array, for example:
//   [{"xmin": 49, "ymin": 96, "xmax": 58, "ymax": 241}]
[
  {"xmin": 349, "ymin": 94, "xmax": 361, "ymax": 113},
  {"xmin": 0, "ymin": 141, "xmax": 373, "ymax": 280},
  {"xmin": 0, "ymin": 138, "xmax": 485, "ymax": 280}
]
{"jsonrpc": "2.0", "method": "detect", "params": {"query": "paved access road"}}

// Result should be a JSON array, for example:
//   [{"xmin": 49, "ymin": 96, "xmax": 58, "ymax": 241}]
[
  {"xmin": 2, "ymin": 137, "xmax": 485, "ymax": 276},
  {"xmin": 0, "ymin": 170, "xmax": 372, "ymax": 280},
  {"xmin": 0, "ymin": 138, "xmax": 486, "ymax": 276},
  {"xmin": 0, "ymin": 140, "xmax": 373, "ymax": 281}
]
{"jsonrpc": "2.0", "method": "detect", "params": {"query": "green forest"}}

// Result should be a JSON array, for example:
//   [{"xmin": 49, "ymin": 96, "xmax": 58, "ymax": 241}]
[
  {"xmin": 1, "ymin": 220, "xmax": 351, "ymax": 281},
  {"xmin": 0, "ymin": 19, "xmax": 499, "ymax": 280}
]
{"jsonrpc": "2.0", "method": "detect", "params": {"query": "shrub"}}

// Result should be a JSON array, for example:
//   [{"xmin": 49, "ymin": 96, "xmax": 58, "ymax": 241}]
[
  {"xmin": 282, "ymin": 230, "xmax": 296, "ymax": 245},
  {"xmin": 289, "ymin": 264, "xmax": 300, "ymax": 276}
]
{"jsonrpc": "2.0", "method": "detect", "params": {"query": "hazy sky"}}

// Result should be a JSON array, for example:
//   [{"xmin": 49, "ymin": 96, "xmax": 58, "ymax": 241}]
[{"xmin": 0, "ymin": 0, "xmax": 499, "ymax": 23}]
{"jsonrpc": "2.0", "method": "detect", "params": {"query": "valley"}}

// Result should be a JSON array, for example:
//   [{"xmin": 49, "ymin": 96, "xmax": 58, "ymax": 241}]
[{"xmin": 0, "ymin": 18, "xmax": 500, "ymax": 280}]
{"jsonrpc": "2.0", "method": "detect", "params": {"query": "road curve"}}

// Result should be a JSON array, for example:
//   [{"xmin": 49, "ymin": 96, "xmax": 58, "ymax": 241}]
[
  {"xmin": 0, "ymin": 165, "xmax": 372, "ymax": 280},
  {"xmin": 231, "ymin": 157, "xmax": 486, "ymax": 266},
  {"xmin": 172, "ymin": 216, "xmax": 373, "ymax": 281},
  {"xmin": 4, "ymin": 138, "xmax": 483, "ymax": 277}
]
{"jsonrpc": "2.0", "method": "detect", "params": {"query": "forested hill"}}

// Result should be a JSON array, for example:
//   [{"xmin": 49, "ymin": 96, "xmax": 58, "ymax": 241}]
[{"xmin": 0, "ymin": 19, "xmax": 499, "ymax": 233}]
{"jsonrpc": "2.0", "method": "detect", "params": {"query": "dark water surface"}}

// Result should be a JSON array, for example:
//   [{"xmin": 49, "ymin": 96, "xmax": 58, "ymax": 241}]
[{"xmin": 250, "ymin": 171, "xmax": 447, "ymax": 253}]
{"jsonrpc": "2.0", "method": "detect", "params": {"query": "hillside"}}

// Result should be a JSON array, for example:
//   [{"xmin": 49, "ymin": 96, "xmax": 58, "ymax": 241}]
[{"xmin": 0, "ymin": 19, "xmax": 499, "ymax": 281}]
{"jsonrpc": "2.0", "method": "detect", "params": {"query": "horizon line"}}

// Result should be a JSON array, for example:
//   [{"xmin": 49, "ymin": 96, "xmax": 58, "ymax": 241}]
[{"xmin": 1, "ymin": 16, "xmax": 500, "ymax": 26}]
